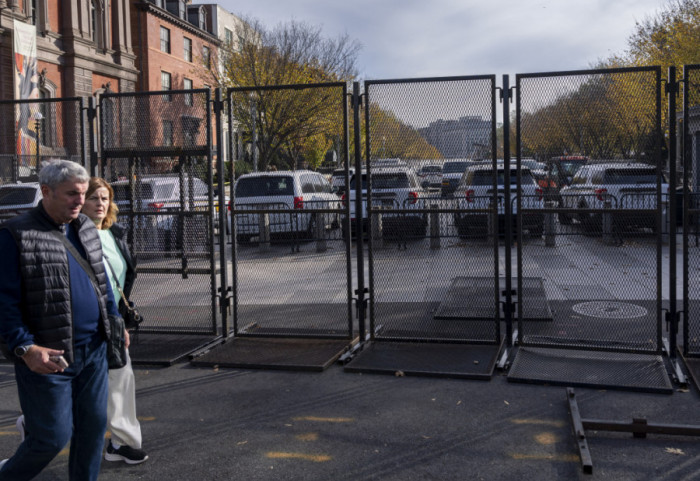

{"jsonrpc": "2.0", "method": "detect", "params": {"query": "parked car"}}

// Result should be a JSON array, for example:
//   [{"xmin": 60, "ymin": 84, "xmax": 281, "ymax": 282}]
[
  {"xmin": 558, "ymin": 161, "xmax": 668, "ymax": 230},
  {"xmin": 111, "ymin": 174, "xmax": 212, "ymax": 255},
  {"xmin": 441, "ymin": 160, "xmax": 472, "ymax": 197},
  {"xmin": 371, "ymin": 158, "xmax": 407, "ymax": 168},
  {"xmin": 0, "ymin": 182, "xmax": 42, "ymax": 224},
  {"xmin": 233, "ymin": 170, "xmax": 340, "ymax": 243},
  {"xmin": 417, "ymin": 164, "xmax": 443, "ymax": 189},
  {"xmin": 541, "ymin": 155, "xmax": 590, "ymax": 192},
  {"xmin": 520, "ymin": 158, "xmax": 547, "ymax": 181},
  {"xmin": 330, "ymin": 167, "xmax": 354, "ymax": 196},
  {"xmin": 343, "ymin": 167, "xmax": 428, "ymax": 238},
  {"xmin": 453, "ymin": 164, "xmax": 544, "ymax": 237}
]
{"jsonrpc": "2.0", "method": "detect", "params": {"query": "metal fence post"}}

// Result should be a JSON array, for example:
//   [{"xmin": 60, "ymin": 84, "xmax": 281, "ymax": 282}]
[
  {"xmin": 662, "ymin": 199, "xmax": 670, "ymax": 244},
  {"xmin": 315, "ymin": 212, "xmax": 327, "ymax": 252},
  {"xmin": 602, "ymin": 200, "xmax": 614, "ymax": 245},
  {"xmin": 430, "ymin": 203, "xmax": 440, "ymax": 249},
  {"xmin": 372, "ymin": 206, "xmax": 383, "ymax": 248},
  {"xmin": 258, "ymin": 212, "xmax": 270, "ymax": 251},
  {"xmin": 545, "ymin": 200, "xmax": 556, "ymax": 247}
]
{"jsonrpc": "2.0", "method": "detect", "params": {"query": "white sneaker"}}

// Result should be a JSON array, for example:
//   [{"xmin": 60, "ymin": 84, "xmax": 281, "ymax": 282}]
[
  {"xmin": 0, "ymin": 458, "xmax": 8, "ymax": 470},
  {"xmin": 16, "ymin": 415, "xmax": 25, "ymax": 442}
]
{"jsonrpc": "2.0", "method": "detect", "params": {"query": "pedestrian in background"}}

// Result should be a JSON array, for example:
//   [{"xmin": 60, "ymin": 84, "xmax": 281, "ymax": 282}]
[{"xmin": 82, "ymin": 177, "xmax": 148, "ymax": 465}]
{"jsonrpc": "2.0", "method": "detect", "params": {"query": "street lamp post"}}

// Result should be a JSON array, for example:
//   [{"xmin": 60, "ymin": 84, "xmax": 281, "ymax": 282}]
[{"xmin": 34, "ymin": 112, "xmax": 43, "ymax": 167}]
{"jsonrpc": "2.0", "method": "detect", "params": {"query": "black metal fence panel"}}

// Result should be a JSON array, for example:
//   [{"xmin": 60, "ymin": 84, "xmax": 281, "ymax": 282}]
[
  {"xmin": 363, "ymin": 76, "xmax": 500, "ymax": 344},
  {"xmin": 99, "ymin": 89, "xmax": 218, "ymax": 335},
  {"xmin": 227, "ymin": 83, "xmax": 353, "ymax": 340},
  {"xmin": 516, "ymin": 67, "xmax": 664, "ymax": 354},
  {"xmin": 0, "ymin": 97, "xmax": 86, "ymax": 183},
  {"xmin": 684, "ymin": 65, "xmax": 700, "ymax": 357}
]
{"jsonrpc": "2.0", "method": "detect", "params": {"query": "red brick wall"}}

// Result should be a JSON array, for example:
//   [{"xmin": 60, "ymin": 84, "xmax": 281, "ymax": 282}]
[
  {"xmin": 37, "ymin": 61, "xmax": 64, "ymax": 98},
  {"xmin": 48, "ymin": 0, "xmax": 60, "ymax": 33},
  {"xmin": 93, "ymin": 73, "xmax": 120, "ymax": 94}
]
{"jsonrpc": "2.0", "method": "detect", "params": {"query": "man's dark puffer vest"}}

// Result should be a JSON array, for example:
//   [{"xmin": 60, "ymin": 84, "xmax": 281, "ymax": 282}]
[{"xmin": 0, "ymin": 204, "xmax": 110, "ymax": 364}]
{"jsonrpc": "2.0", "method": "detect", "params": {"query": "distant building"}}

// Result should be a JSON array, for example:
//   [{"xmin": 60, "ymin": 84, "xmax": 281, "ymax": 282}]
[
  {"xmin": 419, "ymin": 116, "xmax": 491, "ymax": 159},
  {"xmin": 194, "ymin": 3, "xmax": 247, "ymax": 163}
]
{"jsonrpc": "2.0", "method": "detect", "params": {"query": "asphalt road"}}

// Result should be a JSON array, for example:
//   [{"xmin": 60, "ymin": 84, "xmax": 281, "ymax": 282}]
[{"xmin": 0, "ymin": 359, "xmax": 699, "ymax": 481}]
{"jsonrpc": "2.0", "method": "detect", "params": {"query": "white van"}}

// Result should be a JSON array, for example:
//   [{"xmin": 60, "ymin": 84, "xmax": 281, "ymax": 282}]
[{"xmin": 233, "ymin": 170, "xmax": 341, "ymax": 243}]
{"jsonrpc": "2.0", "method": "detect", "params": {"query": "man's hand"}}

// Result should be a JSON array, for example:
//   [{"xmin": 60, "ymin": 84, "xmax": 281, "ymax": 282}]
[{"xmin": 22, "ymin": 345, "xmax": 67, "ymax": 374}]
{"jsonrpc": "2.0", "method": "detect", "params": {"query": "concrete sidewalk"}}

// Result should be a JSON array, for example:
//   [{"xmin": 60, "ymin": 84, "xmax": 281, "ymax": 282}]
[{"xmin": 1, "ymin": 360, "xmax": 699, "ymax": 480}]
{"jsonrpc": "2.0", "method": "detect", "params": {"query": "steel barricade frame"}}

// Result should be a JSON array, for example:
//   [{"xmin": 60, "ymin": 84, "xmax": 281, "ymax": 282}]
[
  {"xmin": 98, "ymin": 88, "xmax": 218, "ymax": 338},
  {"xmin": 226, "ymin": 82, "xmax": 354, "ymax": 342},
  {"xmin": 362, "ymin": 75, "xmax": 501, "ymax": 347},
  {"xmin": 514, "ymin": 66, "xmax": 665, "ymax": 355},
  {"xmin": 0, "ymin": 97, "xmax": 87, "ymax": 182},
  {"xmin": 683, "ymin": 64, "xmax": 700, "ymax": 358}
]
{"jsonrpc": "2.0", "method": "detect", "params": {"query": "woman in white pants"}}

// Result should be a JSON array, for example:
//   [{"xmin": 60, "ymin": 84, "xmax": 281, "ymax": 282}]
[{"xmin": 83, "ymin": 177, "xmax": 148, "ymax": 465}]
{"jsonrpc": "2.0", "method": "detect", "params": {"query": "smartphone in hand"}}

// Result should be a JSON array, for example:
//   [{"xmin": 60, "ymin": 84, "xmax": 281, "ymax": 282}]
[{"xmin": 49, "ymin": 356, "xmax": 69, "ymax": 369}]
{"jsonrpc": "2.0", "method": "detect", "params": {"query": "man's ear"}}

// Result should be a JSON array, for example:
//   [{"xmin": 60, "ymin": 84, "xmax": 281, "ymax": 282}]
[{"xmin": 40, "ymin": 184, "xmax": 51, "ymax": 198}]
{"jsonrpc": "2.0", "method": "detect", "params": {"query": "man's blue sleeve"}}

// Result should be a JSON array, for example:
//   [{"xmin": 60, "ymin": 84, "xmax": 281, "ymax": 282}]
[{"xmin": 0, "ymin": 229, "xmax": 33, "ymax": 350}]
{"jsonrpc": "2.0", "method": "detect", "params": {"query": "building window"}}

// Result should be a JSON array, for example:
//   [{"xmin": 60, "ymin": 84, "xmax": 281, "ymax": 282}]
[
  {"xmin": 199, "ymin": 8, "xmax": 207, "ymax": 30},
  {"xmin": 225, "ymin": 28, "xmax": 233, "ymax": 46},
  {"xmin": 90, "ymin": 0, "xmax": 106, "ymax": 50},
  {"xmin": 162, "ymin": 120, "xmax": 173, "ymax": 146},
  {"xmin": 160, "ymin": 26, "xmax": 170, "ymax": 53},
  {"xmin": 184, "ymin": 78, "xmax": 193, "ymax": 106},
  {"xmin": 161, "ymin": 71, "xmax": 172, "ymax": 101},
  {"xmin": 184, "ymin": 37, "xmax": 192, "ymax": 62},
  {"xmin": 202, "ymin": 46, "xmax": 210, "ymax": 69}
]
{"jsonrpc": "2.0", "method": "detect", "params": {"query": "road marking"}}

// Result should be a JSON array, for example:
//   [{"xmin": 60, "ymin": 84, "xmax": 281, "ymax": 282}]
[
  {"xmin": 138, "ymin": 416, "xmax": 155, "ymax": 422},
  {"xmin": 511, "ymin": 418, "xmax": 566, "ymax": 428},
  {"xmin": 296, "ymin": 432, "xmax": 318, "ymax": 441},
  {"xmin": 534, "ymin": 432, "xmax": 559, "ymax": 445},
  {"xmin": 292, "ymin": 416, "xmax": 353, "ymax": 423},
  {"xmin": 510, "ymin": 453, "xmax": 579, "ymax": 462},
  {"xmin": 0, "ymin": 430, "xmax": 18, "ymax": 436},
  {"xmin": 266, "ymin": 452, "xmax": 331, "ymax": 462}
]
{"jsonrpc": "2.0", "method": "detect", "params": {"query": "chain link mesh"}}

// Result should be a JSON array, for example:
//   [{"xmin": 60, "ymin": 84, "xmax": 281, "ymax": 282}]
[
  {"xmin": 100, "ymin": 90, "xmax": 216, "ymax": 335},
  {"xmin": 228, "ymin": 84, "xmax": 352, "ymax": 338},
  {"xmin": 517, "ymin": 68, "xmax": 663, "ymax": 353},
  {"xmin": 364, "ymin": 77, "xmax": 500, "ymax": 343},
  {"xmin": 0, "ymin": 98, "xmax": 85, "ymax": 183},
  {"xmin": 685, "ymin": 65, "xmax": 700, "ymax": 356}
]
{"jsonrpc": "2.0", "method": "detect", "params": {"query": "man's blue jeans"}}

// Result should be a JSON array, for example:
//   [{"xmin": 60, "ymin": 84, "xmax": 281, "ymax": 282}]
[{"xmin": 0, "ymin": 337, "xmax": 108, "ymax": 481}]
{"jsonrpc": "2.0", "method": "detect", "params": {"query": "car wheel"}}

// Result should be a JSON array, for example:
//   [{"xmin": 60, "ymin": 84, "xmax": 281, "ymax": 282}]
[
  {"xmin": 529, "ymin": 224, "xmax": 544, "ymax": 237},
  {"xmin": 236, "ymin": 234, "xmax": 253, "ymax": 244},
  {"xmin": 558, "ymin": 212, "xmax": 572, "ymax": 225}
]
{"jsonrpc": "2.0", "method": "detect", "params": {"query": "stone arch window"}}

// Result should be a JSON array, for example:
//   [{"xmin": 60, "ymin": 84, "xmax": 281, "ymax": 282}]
[
  {"xmin": 25, "ymin": 0, "xmax": 48, "ymax": 34},
  {"xmin": 38, "ymin": 71, "xmax": 56, "ymax": 149},
  {"xmin": 93, "ymin": 83, "xmax": 116, "ymax": 155},
  {"xmin": 90, "ymin": 0, "xmax": 109, "ymax": 51}
]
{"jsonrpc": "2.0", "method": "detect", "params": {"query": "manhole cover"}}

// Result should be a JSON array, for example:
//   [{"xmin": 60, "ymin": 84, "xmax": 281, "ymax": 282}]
[{"xmin": 572, "ymin": 301, "xmax": 648, "ymax": 319}]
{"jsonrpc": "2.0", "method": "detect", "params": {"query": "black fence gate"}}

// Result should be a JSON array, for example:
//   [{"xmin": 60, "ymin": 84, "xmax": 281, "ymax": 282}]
[
  {"xmin": 507, "ymin": 67, "xmax": 673, "ymax": 392},
  {"xmin": 99, "ymin": 89, "xmax": 220, "ymax": 365},
  {"xmin": 192, "ymin": 83, "xmax": 356, "ymax": 371},
  {"xmin": 682, "ymin": 64, "xmax": 700, "ymax": 387},
  {"xmin": 344, "ymin": 76, "xmax": 504, "ymax": 379}
]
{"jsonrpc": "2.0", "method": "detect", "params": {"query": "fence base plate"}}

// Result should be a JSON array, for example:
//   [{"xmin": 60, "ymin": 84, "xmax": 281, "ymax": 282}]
[
  {"xmin": 344, "ymin": 341, "xmax": 501, "ymax": 380},
  {"xmin": 507, "ymin": 347, "xmax": 673, "ymax": 393},
  {"xmin": 191, "ymin": 337, "xmax": 355, "ymax": 371}
]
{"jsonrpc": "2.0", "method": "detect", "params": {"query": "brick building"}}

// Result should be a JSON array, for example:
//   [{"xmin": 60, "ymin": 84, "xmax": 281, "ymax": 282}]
[
  {"xmin": 0, "ymin": 0, "xmax": 138, "ymax": 100},
  {"xmin": 132, "ymin": 0, "xmax": 218, "ymax": 94},
  {"xmin": 0, "ymin": 1, "xmax": 222, "ymax": 171}
]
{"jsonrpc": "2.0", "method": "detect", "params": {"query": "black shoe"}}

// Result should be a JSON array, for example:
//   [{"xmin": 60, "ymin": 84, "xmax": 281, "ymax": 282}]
[{"xmin": 104, "ymin": 442, "xmax": 149, "ymax": 465}]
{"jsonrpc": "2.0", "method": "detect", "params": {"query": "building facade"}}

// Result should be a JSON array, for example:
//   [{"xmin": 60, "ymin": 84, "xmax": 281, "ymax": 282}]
[{"xmin": 0, "ymin": 0, "xmax": 138, "ymax": 100}]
